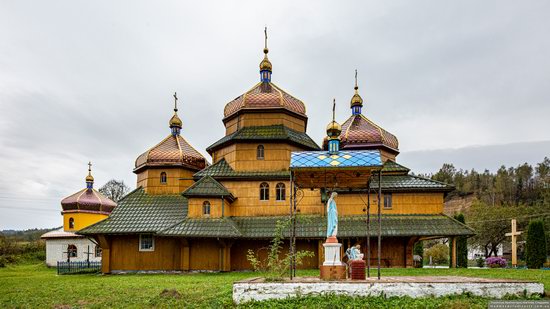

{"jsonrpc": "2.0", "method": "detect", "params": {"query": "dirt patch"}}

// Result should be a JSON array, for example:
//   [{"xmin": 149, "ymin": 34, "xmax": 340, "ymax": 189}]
[{"xmin": 159, "ymin": 288, "xmax": 181, "ymax": 299}]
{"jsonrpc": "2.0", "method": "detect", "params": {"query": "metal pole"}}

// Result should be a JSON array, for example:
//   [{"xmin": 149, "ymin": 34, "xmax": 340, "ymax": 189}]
[
  {"xmin": 292, "ymin": 182, "xmax": 297, "ymax": 278},
  {"xmin": 366, "ymin": 177, "xmax": 371, "ymax": 278},
  {"xmin": 377, "ymin": 171, "xmax": 382, "ymax": 280},
  {"xmin": 288, "ymin": 172, "xmax": 296, "ymax": 280}
]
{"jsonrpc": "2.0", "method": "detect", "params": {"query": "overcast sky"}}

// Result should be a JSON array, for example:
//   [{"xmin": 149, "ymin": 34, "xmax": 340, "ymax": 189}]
[{"xmin": 1, "ymin": 1, "xmax": 549, "ymax": 230}]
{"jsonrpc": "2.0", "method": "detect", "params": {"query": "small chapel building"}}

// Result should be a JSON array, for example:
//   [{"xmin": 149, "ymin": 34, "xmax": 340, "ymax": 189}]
[
  {"xmin": 41, "ymin": 164, "xmax": 116, "ymax": 266},
  {"xmin": 79, "ymin": 35, "xmax": 474, "ymax": 273}
]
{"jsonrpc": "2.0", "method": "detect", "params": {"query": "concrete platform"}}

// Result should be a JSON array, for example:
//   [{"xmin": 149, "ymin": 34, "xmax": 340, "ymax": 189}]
[{"xmin": 233, "ymin": 276, "xmax": 544, "ymax": 304}]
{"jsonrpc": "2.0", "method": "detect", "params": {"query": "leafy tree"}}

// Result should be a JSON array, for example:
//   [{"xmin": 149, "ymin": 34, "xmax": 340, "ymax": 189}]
[
  {"xmin": 525, "ymin": 220, "xmax": 547, "ymax": 269},
  {"xmin": 413, "ymin": 241, "xmax": 424, "ymax": 267},
  {"xmin": 424, "ymin": 243, "xmax": 448, "ymax": 265},
  {"xmin": 99, "ymin": 179, "xmax": 130, "ymax": 202}
]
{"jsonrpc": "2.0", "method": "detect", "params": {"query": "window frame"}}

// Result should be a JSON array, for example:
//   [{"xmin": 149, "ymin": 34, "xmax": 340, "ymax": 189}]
[
  {"xmin": 68, "ymin": 217, "xmax": 75, "ymax": 229},
  {"xmin": 139, "ymin": 234, "xmax": 155, "ymax": 252},
  {"xmin": 260, "ymin": 182, "xmax": 270, "ymax": 201},
  {"xmin": 383, "ymin": 193, "xmax": 393, "ymax": 209},
  {"xmin": 202, "ymin": 201, "xmax": 211, "ymax": 216},
  {"xmin": 275, "ymin": 183, "xmax": 286, "ymax": 201},
  {"xmin": 95, "ymin": 245, "xmax": 102, "ymax": 257},
  {"xmin": 67, "ymin": 244, "xmax": 77, "ymax": 258},
  {"xmin": 257, "ymin": 145, "xmax": 265, "ymax": 160},
  {"xmin": 160, "ymin": 172, "xmax": 167, "ymax": 184}
]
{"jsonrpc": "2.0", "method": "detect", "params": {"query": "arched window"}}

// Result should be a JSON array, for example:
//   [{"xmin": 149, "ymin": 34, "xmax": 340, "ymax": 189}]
[
  {"xmin": 276, "ymin": 183, "xmax": 286, "ymax": 201},
  {"xmin": 68, "ymin": 217, "xmax": 74, "ymax": 229},
  {"xmin": 260, "ymin": 182, "xmax": 269, "ymax": 201},
  {"xmin": 67, "ymin": 244, "xmax": 77, "ymax": 258},
  {"xmin": 160, "ymin": 172, "xmax": 167, "ymax": 184},
  {"xmin": 203, "ymin": 201, "xmax": 211, "ymax": 216},
  {"xmin": 257, "ymin": 145, "xmax": 265, "ymax": 160}
]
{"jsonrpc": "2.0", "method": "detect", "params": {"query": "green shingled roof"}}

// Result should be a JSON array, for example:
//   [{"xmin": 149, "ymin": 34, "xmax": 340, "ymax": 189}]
[
  {"xmin": 182, "ymin": 176, "xmax": 235, "ymax": 201},
  {"xmin": 158, "ymin": 214, "xmax": 474, "ymax": 238},
  {"xmin": 78, "ymin": 188, "xmax": 187, "ymax": 235},
  {"xmin": 369, "ymin": 175, "xmax": 453, "ymax": 192},
  {"xmin": 381, "ymin": 160, "xmax": 410, "ymax": 174},
  {"xmin": 193, "ymin": 158, "xmax": 290, "ymax": 180},
  {"xmin": 161, "ymin": 218, "xmax": 242, "ymax": 237},
  {"xmin": 206, "ymin": 125, "xmax": 320, "ymax": 153}
]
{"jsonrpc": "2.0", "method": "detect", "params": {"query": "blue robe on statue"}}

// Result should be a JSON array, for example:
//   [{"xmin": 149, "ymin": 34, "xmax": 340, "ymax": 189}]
[{"xmin": 326, "ymin": 194, "xmax": 338, "ymax": 238}]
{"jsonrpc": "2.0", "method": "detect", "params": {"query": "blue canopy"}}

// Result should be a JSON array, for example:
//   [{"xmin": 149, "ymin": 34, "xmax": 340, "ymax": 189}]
[{"xmin": 290, "ymin": 150, "xmax": 382, "ymax": 170}]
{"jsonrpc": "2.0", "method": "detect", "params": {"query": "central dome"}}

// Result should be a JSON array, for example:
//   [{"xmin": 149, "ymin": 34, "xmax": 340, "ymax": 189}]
[{"xmin": 223, "ymin": 82, "xmax": 306, "ymax": 119}]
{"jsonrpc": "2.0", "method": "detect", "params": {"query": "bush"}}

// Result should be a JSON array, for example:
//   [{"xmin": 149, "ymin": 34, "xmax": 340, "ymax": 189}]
[
  {"xmin": 453, "ymin": 213, "xmax": 468, "ymax": 268},
  {"xmin": 413, "ymin": 241, "xmax": 423, "ymax": 267},
  {"xmin": 424, "ymin": 243, "xmax": 449, "ymax": 265},
  {"xmin": 476, "ymin": 257, "xmax": 484, "ymax": 268},
  {"xmin": 486, "ymin": 257, "xmax": 506, "ymax": 268},
  {"xmin": 525, "ymin": 220, "xmax": 547, "ymax": 269}
]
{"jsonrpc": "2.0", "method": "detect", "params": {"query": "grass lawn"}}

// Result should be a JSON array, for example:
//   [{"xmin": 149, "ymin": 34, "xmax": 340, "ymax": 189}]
[{"xmin": 0, "ymin": 264, "xmax": 547, "ymax": 308}]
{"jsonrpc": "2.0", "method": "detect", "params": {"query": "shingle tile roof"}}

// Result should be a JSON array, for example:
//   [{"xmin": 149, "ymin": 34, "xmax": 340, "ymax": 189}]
[
  {"xmin": 381, "ymin": 160, "xmax": 410, "ymax": 174},
  {"xmin": 182, "ymin": 176, "xmax": 235, "ymax": 201},
  {"xmin": 193, "ymin": 158, "xmax": 290, "ymax": 180},
  {"xmin": 161, "ymin": 218, "xmax": 242, "ymax": 237},
  {"xmin": 78, "ymin": 188, "xmax": 187, "ymax": 235},
  {"xmin": 369, "ymin": 175, "xmax": 453, "ymax": 192},
  {"xmin": 206, "ymin": 125, "xmax": 320, "ymax": 154},
  {"xmin": 159, "ymin": 214, "xmax": 474, "ymax": 238}
]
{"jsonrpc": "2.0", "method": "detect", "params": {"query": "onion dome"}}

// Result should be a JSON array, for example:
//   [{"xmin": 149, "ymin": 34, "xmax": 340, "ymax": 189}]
[
  {"xmin": 134, "ymin": 93, "xmax": 209, "ymax": 173},
  {"xmin": 61, "ymin": 163, "xmax": 117, "ymax": 214},
  {"xmin": 223, "ymin": 28, "xmax": 306, "ymax": 121},
  {"xmin": 326, "ymin": 99, "xmax": 341, "ymax": 154},
  {"xmin": 340, "ymin": 71, "xmax": 398, "ymax": 154}
]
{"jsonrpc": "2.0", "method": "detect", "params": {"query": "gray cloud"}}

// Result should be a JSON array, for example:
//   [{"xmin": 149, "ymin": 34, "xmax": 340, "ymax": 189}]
[{"xmin": 1, "ymin": 1, "xmax": 549, "ymax": 229}]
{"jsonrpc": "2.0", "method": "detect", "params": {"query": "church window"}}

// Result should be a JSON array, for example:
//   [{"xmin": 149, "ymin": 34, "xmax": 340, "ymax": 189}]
[
  {"xmin": 257, "ymin": 145, "xmax": 265, "ymax": 160},
  {"xmin": 139, "ymin": 234, "xmax": 154, "ymax": 251},
  {"xmin": 95, "ymin": 245, "xmax": 102, "ymax": 257},
  {"xmin": 203, "ymin": 201, "xmax": 211, "ymax": 216},
  {"xmin": 160, "ymin": 172, "xmax": 167, "ymax": 184},
  {"xmin": 67, "ymin": 244, "xmax": 77, "ymax": 258},
  {"xmin": 260, "ymin": 182, "xmax": 269, "ymax": 200},
  {"xmin": 384, "ymin": 193, "xmax": 393, "ymax": 209},
  {"xmin": 276, "ymin": 183, "xmax": 286, "ymax": 201},
  {"xmin": 68, "ymin": 217, "xmax": 75, "ymax": 229}
]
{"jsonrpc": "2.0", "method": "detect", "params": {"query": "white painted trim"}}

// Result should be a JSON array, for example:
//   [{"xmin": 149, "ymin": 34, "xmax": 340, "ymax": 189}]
[{"xmin": 139, "ymin": 234, "xmax": 155, "ymax": 252}]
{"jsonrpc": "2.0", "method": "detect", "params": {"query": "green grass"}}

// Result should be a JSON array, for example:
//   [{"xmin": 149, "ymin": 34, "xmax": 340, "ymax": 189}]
[{"xmin": 0, "ymin": 264, "xmax": 547, "ymax": 308}]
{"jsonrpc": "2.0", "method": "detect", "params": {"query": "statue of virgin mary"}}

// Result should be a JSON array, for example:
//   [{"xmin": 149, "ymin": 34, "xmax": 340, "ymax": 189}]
[{"xmin": 326, "ymin": 192, "xmax": 338, "ymax": 238}]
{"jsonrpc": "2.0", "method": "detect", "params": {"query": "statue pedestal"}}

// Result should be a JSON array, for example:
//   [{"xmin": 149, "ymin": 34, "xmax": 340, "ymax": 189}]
[{"xmin": 320, "ymin": 240, "xmax": 346, "ymax": 280}]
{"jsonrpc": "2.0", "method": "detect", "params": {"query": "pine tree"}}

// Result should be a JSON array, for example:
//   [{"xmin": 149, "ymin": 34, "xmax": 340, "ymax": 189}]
[
  {"xmin": 525, "ymin": 220, "xmax": 547, "ymax": 269},
  {"xmin": 454, "ymin": 213, "xmax": 468, "ymax": 268}
]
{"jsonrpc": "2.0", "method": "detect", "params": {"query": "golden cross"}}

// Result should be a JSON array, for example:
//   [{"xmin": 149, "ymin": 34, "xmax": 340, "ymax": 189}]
[
  {"xmin": 355, "ymin": 69, "xmax": 358, "ymax": 89},
  {"xmin": 88, "ymin": 161, "xmax": 92, "ymax": 173},
  {"xmin": 505, "ymin": 219, "xmax": 523, "ymax": 267},
  {"xmin": 173, "ymin": 92, "xmax": 178, "ymax": 112}
]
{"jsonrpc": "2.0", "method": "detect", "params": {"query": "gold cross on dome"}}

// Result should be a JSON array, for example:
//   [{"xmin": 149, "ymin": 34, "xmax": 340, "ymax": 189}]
[{"xmin": 88, "ymin": 161, "xmax": 92, "ymax": 172}]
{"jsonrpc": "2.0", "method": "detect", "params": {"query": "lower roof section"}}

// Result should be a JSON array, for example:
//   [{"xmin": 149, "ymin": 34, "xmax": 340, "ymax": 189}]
[{"xmin": 159, "ymin": 214, "xmax": 474, "ymax": 238}]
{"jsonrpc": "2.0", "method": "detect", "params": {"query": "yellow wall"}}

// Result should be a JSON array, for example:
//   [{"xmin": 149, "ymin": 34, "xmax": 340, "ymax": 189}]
[
  {"xmin": 225, "ymin": 113, "xmax": 306, "ymax": 135},
  {"xmin": 212, "ymin": 143, "xmax": 304, "ymax": 172},
  {"xmin": 187, "ymin": 198, "xmax": 229, "ymax": 218},
  {"xmin": 200, "ymin": 185, "xmax": 444, "ymax": 218},
  {"xmin": 136, "ymin": 167, "xmax": 196, "ymax": 195},
  {"xmin": 63, "ymin": 212, "xmax": 108, "ymax": 232}
]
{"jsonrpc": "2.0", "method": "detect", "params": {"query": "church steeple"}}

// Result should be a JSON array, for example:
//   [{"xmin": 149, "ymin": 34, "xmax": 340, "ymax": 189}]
[
  {"xmin": 350, "ymin": 69, "xmax": 364, "ymax": 115},
  {"xmin": 326, "ymin": 99, "xmax": 342, "ymax": 154},
  {"xmin": 85, "ymin": 161, "xmax": 94, "ymax": 189},
  {"xmin": 169, "ymin": 92, "xmax": 182, "ymax": 136},
  {"xmin": 259, "ymin": 27, "xmax": 272, "ymax": 83}
]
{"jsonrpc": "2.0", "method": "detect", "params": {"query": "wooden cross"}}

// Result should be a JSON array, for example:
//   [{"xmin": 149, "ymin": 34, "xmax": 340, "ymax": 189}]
[
  {"xmin": 505, "ymin": 219, "xmax": 523, "ymax": 267},
  {"xmin": 62, "ymin": 249, "xmax": 72, "ymax": 263}
]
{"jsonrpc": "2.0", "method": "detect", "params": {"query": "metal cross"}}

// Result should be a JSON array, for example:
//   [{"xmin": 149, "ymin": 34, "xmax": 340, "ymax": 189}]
[
  {"xmin": 88, "ymin": 161, "xmax": 92, "ymax": 173},
  {"xmin": 173, "ymin": 92, "xmax": 178, "ymax": 112}
]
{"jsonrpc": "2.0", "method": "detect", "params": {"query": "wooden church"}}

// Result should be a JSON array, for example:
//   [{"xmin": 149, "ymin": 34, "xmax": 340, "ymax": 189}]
[{"xmin": 80, "ymin": 33, "xmax": 474, "ymax": 273}]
